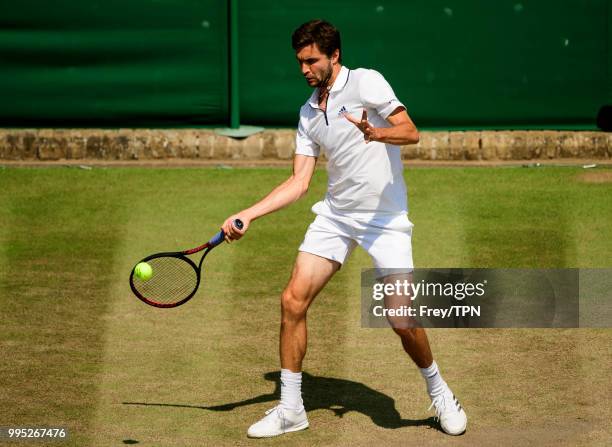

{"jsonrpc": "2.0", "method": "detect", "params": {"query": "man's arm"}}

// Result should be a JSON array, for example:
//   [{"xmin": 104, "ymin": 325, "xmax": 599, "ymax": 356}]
[
  {"xmin": 377, "ymin": 107, "xmax": 420, "ymax": 145},
  {"xmin": 343, "ymin": 107, "xmax": 419, "ymax": 146},
  {"xmin": 221, "ymin": 154, "xmax": 317, "ymax": 241}
]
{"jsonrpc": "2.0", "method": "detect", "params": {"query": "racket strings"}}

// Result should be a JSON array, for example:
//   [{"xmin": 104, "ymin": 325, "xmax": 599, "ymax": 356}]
[{"xmin": 132, "ymin": 256, "xmax": 199, "ymax": 304}]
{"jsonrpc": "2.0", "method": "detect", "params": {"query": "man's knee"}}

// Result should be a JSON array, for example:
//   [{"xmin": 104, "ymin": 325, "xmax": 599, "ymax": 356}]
[
  {"xmin": 281, "ymin": 286, "xmax": 309, "ymax": 322},
  {"xmin": 392, "ymin": 326, "xmax": 421, "ymax": 342}
]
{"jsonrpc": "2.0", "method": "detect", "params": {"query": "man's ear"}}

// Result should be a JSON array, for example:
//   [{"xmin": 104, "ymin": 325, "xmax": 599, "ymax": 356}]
[{"xmin": 331, "ymin": 49, "xmax": 340, "ymax": 65}]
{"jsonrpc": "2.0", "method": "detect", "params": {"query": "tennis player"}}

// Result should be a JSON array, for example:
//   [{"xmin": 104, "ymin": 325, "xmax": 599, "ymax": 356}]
[{"xmin": 221, "ymin": 19, "xmax": 467, "ymax": 438}]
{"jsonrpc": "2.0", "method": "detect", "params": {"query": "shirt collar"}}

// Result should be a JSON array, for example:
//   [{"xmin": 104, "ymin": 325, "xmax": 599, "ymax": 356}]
[{"xmin": 307, "ymin": 65, "xmax": 350, "ymax": 109}]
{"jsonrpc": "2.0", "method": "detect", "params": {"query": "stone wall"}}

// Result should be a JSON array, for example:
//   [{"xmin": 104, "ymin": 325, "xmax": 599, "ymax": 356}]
[{"xmin": 0, "ymin": 129, "xmax": 610, "ymax": 161}]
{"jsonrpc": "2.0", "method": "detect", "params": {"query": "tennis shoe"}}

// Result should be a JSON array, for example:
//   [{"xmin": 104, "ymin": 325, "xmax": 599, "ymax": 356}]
[
  {"xmin": 247, "ymin": 405, "xmax": 309, "ymax": 438},
  {"xmin": 428, "ymin": 386, "xmax": 467, "ymax": 435}
]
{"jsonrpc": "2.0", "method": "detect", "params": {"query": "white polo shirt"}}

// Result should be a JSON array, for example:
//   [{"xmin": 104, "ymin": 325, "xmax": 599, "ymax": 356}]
[{"xmin": 295, "ymin": 66, "xmax": 408, "ymax": 222}]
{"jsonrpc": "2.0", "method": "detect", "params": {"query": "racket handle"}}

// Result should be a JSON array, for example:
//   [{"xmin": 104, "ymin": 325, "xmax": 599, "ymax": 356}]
[{"xmin": 208, "ymin": 219, "xmax": 245, "ymax": 247}]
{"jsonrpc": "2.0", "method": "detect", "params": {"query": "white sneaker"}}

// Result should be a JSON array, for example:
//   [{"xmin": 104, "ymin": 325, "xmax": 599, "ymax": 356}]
[
  {"xmin": 247, "ymin": 405, "xmax": 309, "ymax": 438},
  {"xmin": 428, "ymin": 387, "xmax": 467, "ymax": 435}
]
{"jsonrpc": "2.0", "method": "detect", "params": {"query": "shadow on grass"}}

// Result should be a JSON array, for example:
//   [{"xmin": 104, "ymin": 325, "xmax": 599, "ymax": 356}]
[{"xmin": 123, "ymin": 371, "xmax": 438, "ymax": 431}]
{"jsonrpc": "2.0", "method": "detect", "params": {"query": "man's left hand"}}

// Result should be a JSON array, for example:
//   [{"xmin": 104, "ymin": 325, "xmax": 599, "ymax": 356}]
[{"xmin": 342, "ymin": 109, "xmax": 381, "ymax": 143}]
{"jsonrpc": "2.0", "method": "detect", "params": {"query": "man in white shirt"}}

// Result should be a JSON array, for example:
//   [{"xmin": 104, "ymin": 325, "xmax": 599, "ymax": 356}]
[{"xmin": 221, "ymin": 19, "xmax": 467, "ymax": 438}]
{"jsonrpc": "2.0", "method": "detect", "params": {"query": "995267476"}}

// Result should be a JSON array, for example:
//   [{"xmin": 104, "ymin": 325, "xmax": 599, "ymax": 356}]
[{"xmin": 0, "ymin": 427, "xmax": 69, "ymax": 441}]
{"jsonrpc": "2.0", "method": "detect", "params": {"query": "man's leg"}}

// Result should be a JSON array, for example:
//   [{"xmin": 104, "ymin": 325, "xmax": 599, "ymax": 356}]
[
  {"xmin": 363, "ymin": 213, "xmax": 469, "ymax": 437},
  {"xmin": 382, "ymin": 272, "xmax": 467, "ymax": 436},
  {"xmin": 394, "ymin": 327, "xmax": 433, "ymax": 367},
  {"xmin": 382, "ymin": 273, "xmax": 434, "ymax": 368},
  {"xmin": 280, "ymin": 251, "xmax": 340, "ymax": 371},
  {"xmin": 247, "ymin": 251, "xmax": 340, "ymax": 438}
]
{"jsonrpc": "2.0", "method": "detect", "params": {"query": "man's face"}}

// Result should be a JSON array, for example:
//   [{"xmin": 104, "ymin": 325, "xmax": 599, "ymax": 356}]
[{"xmin": 296, "ymin": 43, "xmax": 335, "ymax": 88}]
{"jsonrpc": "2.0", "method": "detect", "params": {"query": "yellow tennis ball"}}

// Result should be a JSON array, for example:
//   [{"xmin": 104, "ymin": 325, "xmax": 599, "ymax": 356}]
[{"xmin": 134, "ymin": 262, "xmax": 153, "ymax": 281}]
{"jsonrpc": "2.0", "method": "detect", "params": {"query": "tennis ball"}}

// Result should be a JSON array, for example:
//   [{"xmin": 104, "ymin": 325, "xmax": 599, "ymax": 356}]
[{"xmin": 134, "ymin": 262, "xmax": 153, "ymax": 281}]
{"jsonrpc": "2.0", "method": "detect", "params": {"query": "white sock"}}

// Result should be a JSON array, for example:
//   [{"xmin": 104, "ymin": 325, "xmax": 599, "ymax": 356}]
[
  {"xmin": 419, "ymin": 360, "xmax": 447, "ymax": 397},
  {"xmin": 280, "ymin": 369, "xmax": 303, "ymax": 410}
]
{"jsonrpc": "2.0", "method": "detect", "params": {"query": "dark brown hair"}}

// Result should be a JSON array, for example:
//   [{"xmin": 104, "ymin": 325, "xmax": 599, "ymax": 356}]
[{"xmin": 292, "ymin": 19, "xmax": 342, "ymax": 62}]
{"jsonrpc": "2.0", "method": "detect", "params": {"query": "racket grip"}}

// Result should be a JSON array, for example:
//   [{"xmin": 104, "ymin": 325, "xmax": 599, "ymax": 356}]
[
  {"xmin": 208, "ymin": 230, "xmax": 225, "ymax": 247},
  {"xmin": 208, "ymin": 219, "xmax": 244, "ymax": 247}
]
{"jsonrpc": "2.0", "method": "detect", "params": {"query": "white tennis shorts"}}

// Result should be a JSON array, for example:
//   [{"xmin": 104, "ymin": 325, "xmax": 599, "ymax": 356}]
[{"xmin": 298, "ymin": 209, "xmax": 414, "ymax": 274}]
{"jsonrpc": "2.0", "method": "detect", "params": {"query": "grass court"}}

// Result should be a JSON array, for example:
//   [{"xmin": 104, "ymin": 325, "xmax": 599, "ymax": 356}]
[{"xmin": 0, "ymin": 165, "xmax": 610, "ymax": 446}]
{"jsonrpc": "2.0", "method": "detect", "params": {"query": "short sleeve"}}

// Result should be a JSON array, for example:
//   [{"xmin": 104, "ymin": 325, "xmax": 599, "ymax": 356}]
[
  {"xmin": 295, "ymin": 109, "xmax": 320, "ymax": 157},
  {"xmin": 359, "ymin": 70, "xmax": 405, "ymax": 119}
]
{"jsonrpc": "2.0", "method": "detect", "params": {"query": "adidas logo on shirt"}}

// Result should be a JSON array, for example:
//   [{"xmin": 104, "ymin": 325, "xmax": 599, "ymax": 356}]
[{"xmin": 338, "ymin": 106, "xmax": 347, "ymax": 116}]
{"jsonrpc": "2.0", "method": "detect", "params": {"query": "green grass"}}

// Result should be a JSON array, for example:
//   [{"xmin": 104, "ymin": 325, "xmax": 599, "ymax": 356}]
[{"xmin": 0, "ymin": 166, "xmax": 610, "ymax": 446}]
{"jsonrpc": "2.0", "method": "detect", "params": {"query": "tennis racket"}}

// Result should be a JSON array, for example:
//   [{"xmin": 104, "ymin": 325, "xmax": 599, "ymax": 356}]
[{"xmin": 129, "ymin": 219, "xmax": 243, "ymax": 308}]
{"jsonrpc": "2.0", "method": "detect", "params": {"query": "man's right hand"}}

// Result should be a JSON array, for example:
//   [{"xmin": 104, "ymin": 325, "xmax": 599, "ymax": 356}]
[{"xmin": 222, "ymin": 214, "xmax": 250, "ymax": 243}]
